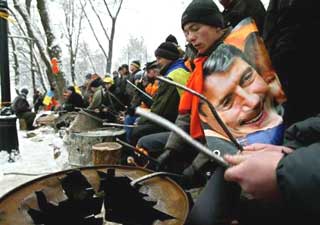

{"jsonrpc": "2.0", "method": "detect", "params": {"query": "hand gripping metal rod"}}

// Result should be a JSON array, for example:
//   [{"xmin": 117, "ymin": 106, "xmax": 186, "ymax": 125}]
[
  {"xmin": 135, "ymin": 107, "xmax": 229, "ymax": 168},
  {"xmin": 156, "ymin": 76, "xmax": 243, "ymax": 151}
]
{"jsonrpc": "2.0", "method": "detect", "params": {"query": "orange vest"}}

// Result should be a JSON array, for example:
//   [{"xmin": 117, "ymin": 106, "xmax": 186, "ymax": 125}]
[{"xmin": 141, "ymin": 80, "xmax": 159, "ymax": 108}]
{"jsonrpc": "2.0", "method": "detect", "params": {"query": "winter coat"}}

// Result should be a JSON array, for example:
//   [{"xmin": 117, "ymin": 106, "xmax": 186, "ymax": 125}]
[
  {"xmin": 63, "ymin": 92, "xmax": 84, "ymax": 112},
  {"xmin": 263, "ymin": 0, "xmax": 320, "ymax": 125},
  {"xmin": 138, "ymin": 59, "xmax": 190, "ymax": 125},
  {"xmin": 277, "ymin": 115, "xmax": 320, "ymax": 216},
  {"xmin": 11, "ymin": 94, "xmax": 31, "ymax": 116}
]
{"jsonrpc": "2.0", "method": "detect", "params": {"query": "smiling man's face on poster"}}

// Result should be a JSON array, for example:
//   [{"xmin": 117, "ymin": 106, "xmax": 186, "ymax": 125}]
[
  {"xmin": 200, "ymin": 44, "xmax": 282, "ymax": 139},
  {"xmin": 198, "ymin": 18, "xmax": 286, "ymax": 144}
]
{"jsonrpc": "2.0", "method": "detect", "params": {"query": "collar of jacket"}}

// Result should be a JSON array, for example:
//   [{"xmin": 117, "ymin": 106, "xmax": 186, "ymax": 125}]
[
  {"xmin": 160, "ymin": 59, "xmax": 189, "ymax": 76},
  {"xmin": 131, "ymin": 69, "xmax": 141, "ymax": 75}
]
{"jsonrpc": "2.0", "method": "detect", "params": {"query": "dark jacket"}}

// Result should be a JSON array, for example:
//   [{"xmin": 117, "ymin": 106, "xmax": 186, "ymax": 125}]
[
  {"xmin": 263, "ymin": 0, "xmax": 320, "ymax": 126},
  {"xmin": 222, "ymin": 0, "xmax": 266, "ymax": 32},
  {"xmin": 277, "ymin": 115, "xmax": 320, "ymax": 216},
  {"xmin": 11, "ymin": 94, "xmax": 31, "ymax": 117},
  {"xmin": 63, "ymin": 92, "xmax": 84, "ymax": 112}
]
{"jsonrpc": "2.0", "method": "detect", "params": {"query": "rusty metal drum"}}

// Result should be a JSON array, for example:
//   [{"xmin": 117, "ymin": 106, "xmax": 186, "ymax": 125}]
[{"xmin": 0, "ymin": 166, "xmax": 189, "ymax": 225}]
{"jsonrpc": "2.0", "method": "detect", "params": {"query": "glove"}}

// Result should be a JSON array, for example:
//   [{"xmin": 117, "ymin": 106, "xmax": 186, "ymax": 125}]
[{"xmin": 180, "ymin": 165, "xmax": 197, "ymax": 189}]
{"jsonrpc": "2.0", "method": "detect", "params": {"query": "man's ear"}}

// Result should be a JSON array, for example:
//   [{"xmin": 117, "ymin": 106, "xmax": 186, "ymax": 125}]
[
  {"xmin": 198, "ymin": 102, "xmax": 208, "ymax": 124},
  {"xmin": 199, "ymin": 112, "xmax": 208, "ymax": 124}
]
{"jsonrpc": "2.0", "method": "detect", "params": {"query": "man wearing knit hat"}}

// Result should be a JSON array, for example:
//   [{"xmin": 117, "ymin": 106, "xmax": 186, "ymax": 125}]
[
  {"xmin": 138, "ymin": 1, "xmax": 239, "ymax": 224},
  {"xmin": 130, "ymin": 41, "xmax": 190, "ymax": 146},
  {"xmin": 137, "ymin": 0, "xmax": 231, "ymax": 163},
  {"xmin": 153, "ymin": 0, "xmax": 230, "ymax": 167},
  {"xmin": 130, "ymin": 60, "xmax": 143, "ymax": 82}
]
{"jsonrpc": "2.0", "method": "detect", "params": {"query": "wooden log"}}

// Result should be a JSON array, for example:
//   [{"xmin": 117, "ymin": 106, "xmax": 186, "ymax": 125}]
[{"xmin": 92, "ymin": 142, "xmax": 122, "ymax": 165}]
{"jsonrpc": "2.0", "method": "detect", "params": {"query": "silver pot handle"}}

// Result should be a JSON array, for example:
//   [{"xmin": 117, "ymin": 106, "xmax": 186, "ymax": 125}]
[{"xmin": 130, "ymin": 172, "xmax": 182, "ymax": 188}]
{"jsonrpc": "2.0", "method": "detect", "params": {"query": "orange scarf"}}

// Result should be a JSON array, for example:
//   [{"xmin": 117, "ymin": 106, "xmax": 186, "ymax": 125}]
[{"xmin": 179, "ymin": 56, "xmax": 208, "ymax": 139}]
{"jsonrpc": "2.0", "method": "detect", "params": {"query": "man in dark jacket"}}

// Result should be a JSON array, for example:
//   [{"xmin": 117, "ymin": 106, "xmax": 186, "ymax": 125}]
[
  {"xmin": 11, "ymin": 88, "xmax": 36, "ymax": 130},
  {"xmin": 263, "ymin": 0, "xmax": 320, "ymax": 126},
  {"xmin": 224, "ymin": 115, "xmax": 320, "ymax": 223},
  {"xmin": 130, "ymin": 42, "xmax": 190, "ymax": 145},
  {"xmin": 117, "ymin": 64, "xmax": 131, "ymax": 106},
  {"xmin": 62, "ymin": 86, "xmax": 84, "ymax": 112}
]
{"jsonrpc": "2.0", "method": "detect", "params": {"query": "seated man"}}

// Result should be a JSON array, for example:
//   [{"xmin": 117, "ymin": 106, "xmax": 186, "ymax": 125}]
[
  {"xmin": 62, "ymin": 86, "xmax": 85, "ymax": 112},
  {"xmin": 87, "ymin": 77, "xmax": 122, "ymax": 121},
  {"xmin": 11, "ymin": 88, "xmax": 36, "ymax": 130},
  {"xmin": 124, "ymin": 60, "xmax": 160, "ymax": 142},
  {"xmin": 130, "ymin": 41, "xmax": 190, "ymax": 145}
]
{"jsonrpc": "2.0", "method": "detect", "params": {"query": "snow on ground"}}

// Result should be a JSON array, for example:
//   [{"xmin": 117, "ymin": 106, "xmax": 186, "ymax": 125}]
[{"xmin": 0, "ymin": 125, "xmax": 70, "ymax": 198}]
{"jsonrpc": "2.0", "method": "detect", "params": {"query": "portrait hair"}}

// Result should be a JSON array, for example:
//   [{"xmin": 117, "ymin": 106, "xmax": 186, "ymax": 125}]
[{"xmin": 203, "ymin": 44, "xmax": 252, "ymax": 78}]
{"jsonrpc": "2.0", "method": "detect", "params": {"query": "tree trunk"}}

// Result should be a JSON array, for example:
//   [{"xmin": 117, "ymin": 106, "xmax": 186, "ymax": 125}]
[
  {"xmin": 13, "ymin": 0, "xmax": 55, "ymax": 90},
  {"xmin": 8, "ymin": 32, "xmax": 20, "ymax": 86},
  {"xmin": 106, "ymin": 18, "xmax": 116, "ymax": 73},
  {"xmin": 36, "ymin": 0, "xmax": 66, "ymax": 102}
]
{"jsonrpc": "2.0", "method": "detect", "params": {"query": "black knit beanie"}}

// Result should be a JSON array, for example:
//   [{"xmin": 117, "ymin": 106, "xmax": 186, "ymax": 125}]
[
  {"xmin": 131, "ymin": 60, "xmax": 141, "ymax": 69},
  {"xmin": 155, "ymin": 42, "xmax": 180, "ymax": 60},
  {"xmin": 181, "ymin": 0, "xmax": 225, "ymax": 29},
  {"xmin": 165, "ymin": 34, "xmax": 178, "ymax": 45},
  {"xmin": 145, "ymin": 60, "xmax": 158, "ymax": 71}
]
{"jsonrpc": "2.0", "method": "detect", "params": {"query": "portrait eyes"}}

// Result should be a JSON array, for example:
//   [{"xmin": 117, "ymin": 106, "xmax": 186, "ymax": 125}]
[
  {"xmin": 218, "ymin": 68, "xmax": 255, "ymax": 111},
  {"xmin": 219, "ymin": 94, "xmax": 233, "ymax": 111},
  {"xmin": 240, "ymin": 69, "xmax": 254, "ymax": 87}
]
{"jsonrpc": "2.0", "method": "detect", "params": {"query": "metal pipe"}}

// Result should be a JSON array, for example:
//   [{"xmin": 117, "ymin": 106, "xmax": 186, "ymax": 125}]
[
  {"xmin": 135, "ymin": 107, "xmax": 229, "ymax": 168},
  {"xmin": 156, "ymin": 76, "xmax": 243, "ymax": 151},
  {"xmin": 130, "ymin": 171, "xmax": 182, "ymax": 188},
  {"xmin": 103, "ymin": 122, "xmax": 137, "ymax": 128},
  {"xmin": 104, "ymin": 87, "xmax": 127, "ymax": 109},
  {"xmin": 126, "ymin": 80, "xmax": 153, "ymax": 101}
]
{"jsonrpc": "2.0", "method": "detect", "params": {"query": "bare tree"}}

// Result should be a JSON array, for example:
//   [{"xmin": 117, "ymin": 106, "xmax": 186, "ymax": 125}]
[
  {"xmin": 13, "ymin": 0, "xmax": 67, "ymax": 101},
  {"xmin": 8, "ymin": 31, "xmax": 20, "ymax": 86},
  {"xmin": 36, "ymin": 0, "xmax": 66, "ymax": 101},
  {"xmin": 62, "ymin": 0, "xmax": 84, "ymax": 85},
  {"xmin": 81, "ymin": 0, "xmax": 124, "ymax": 73},
  {"xmin": 117, "ymin": 36, "xmax": 150, "ymax": 66}
]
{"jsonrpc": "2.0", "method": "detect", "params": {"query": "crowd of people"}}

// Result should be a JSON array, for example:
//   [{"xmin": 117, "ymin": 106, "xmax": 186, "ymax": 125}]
[{"xmin": 9, "ymin": 0, "xmax": 320, "ymax": 223}]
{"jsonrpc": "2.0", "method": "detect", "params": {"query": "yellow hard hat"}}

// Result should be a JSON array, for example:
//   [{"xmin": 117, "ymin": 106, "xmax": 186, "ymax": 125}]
[{"xmin": 103, "ymin": 76, "xmax": 114, "ymax": 84}]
